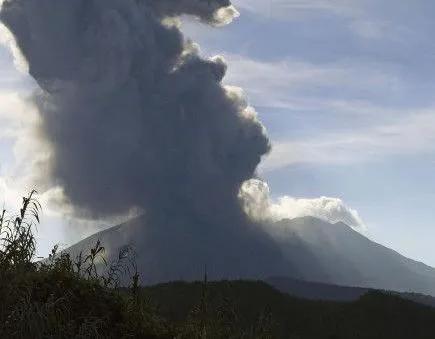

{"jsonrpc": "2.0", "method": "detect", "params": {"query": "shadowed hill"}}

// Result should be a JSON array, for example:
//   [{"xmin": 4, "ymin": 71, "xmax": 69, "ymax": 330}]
[
  {"xmin": 65, "ymin": 213, "xmax": 291, "ymax": 285},
  {"xmin": 143, "ymin": 280, "xmax": 435, "ymax": 339},
  {"xmin": 266, "ymin": 276, "xmax": 370, "ymax": 301},
  {"xmin": 265, "ymin": 276, "xmax": 435, "ymax": 309},
  {"xmin": 66, "ymin": 215, "xmax": 435, "ymax": 295}
]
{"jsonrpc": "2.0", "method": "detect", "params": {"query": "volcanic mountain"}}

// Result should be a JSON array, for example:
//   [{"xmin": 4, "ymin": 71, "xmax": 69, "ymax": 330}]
[{"xmin": 66, "ymin": 215, "xmax": 435, "ymax": 296}]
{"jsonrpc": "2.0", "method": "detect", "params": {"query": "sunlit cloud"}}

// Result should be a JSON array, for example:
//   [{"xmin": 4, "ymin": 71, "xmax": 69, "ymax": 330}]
[{"xmin": 239, "ymin": 178, "xmax": 365, "ymax": 230}]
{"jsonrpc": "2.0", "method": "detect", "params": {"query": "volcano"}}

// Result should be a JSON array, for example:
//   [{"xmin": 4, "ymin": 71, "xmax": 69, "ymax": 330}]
[{"xmin": 66, "ymin": 215, "xmax": 435, "ymax": 296}]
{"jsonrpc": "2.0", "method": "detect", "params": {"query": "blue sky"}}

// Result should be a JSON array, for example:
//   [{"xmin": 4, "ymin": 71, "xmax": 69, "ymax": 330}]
[{"xmin": 1, "ymin": 0, "xmax": 435, "ymax": 265}]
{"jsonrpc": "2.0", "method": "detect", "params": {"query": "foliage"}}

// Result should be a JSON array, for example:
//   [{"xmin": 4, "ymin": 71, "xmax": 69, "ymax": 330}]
[
  {"xmin": 0, "ymin": 192, "xmax": 279, "ymax": 338},
  {"xmin": 0, "ymin": 190, "xmax": 40, "ymax": 271},
  {"xmin": 2, "ymin": 192, "xmax": 435, "ymax": 338},
  {"xmin": 144, "ymin": 281, "xmax": 435, "ymax": 339}
]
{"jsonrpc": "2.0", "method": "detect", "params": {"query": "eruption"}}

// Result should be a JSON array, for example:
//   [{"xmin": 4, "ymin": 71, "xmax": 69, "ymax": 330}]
[
  {"xmin": 2, "ymin": 1, "xmax": 433, "ymax": 297},
  {"xmin": 1, "ymin": 0, "xmax": 268, "ymax": 218},
  {"xmin": 1, "ymin": 0, "xmax": 289, "ymax": 280}
]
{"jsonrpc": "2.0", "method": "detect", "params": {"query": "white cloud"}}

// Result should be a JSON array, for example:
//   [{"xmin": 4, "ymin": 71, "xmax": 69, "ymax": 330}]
[
  {"xmin": 0, "ymin": 38, "xmax": 63, "ymax": 256},
  {"xmin": 233, "ymin": 0, "xmax": 407, "ymax": 46},
  {"xmin": 261, "ymin": 109, "xmax": 435, "ymax": 171},
  {"xmin": 0, "ymin": 23, "xmax": 28, "ymax": 73},
  {"xmin": 222, "ymin": 54, "xmax": 402, "ymax": 110},
  {"xmin": 239, "ymin": 178, "xmax": 365, "ymax": 230},
  {"xmin": 350, "ymin": 19, "xmax": 388, "ymax": 40},
  {"xmin": 0, "ymin": 91, "xmax": 39, "ymax": 140},
  {"xmin": 234, "ymin": 0, "xmax": 362, "ymax": 19},
  {"xmin": 214, "ymin": 5, "xmax": 240, "ymax": 26},
  {"xmin": 0, "ymin": 92, "xmax": 53, "ymax": 214}
]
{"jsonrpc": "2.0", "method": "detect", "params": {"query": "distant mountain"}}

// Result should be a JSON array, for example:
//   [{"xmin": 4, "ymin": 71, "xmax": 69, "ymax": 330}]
[
  {"xmin": 268, "ymin": 217, "xmax": 435, "ymax": 296},
  {"xmin": 265, "ymin": 276, "xmax": 369, "ymax": 301},
  {"xmin": 265, "ymin": 276, "xmax": 435, "ymax": 308},
  {"xmin": 65, "ymin": 215, "xmax": 435, "ymax": 295}
]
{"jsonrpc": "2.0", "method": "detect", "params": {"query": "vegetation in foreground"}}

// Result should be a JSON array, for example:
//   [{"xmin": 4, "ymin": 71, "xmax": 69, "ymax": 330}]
[
  {"xmin": 2, "ymin": 192, "xmax": 435, "ymax": 338},
  {"xmin": 0, "ymin": 192, "xmax": 276, "ymax": 338}
]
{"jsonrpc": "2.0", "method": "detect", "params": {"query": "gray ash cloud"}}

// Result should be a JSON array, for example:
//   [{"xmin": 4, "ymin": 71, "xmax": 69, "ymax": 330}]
[
  {"xmin": 0, "ymin": 0, "xmax": 288, "ymax": 279},
  {"xmin": 1, "ymin": 0, "xmax": 269, "ymax": 218}
]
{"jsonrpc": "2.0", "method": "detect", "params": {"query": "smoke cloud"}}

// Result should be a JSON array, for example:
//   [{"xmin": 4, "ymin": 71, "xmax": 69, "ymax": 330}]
[
  {"xmin": 0, "ymin": 0, "xmax": 371, "ymax": 284},
  {"xmin": 1, "ymin": 0, "xmax": 267, "ymax": 220},
  {"xmin": 0, "ymin": 0, "xmax": 293, "ymax": 280},
  {"xmin": 240, "ymin": 179, "xmax": 365, "ymax": 231}
]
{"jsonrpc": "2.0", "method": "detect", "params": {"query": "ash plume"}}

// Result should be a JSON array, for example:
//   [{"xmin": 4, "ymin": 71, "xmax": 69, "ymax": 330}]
[{"xmin": 0, "ymin": 0, "xmax": 289, "ymax": 279}]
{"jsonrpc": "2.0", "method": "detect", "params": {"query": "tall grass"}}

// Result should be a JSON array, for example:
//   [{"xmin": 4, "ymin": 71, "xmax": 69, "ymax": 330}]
[
  {"xmin": 0, "ymin": 190, "xmax": 39, "ymax": 271},
  {"xmin": 0, "ymin": 192, "xmax": 279, "ymax": 338}
]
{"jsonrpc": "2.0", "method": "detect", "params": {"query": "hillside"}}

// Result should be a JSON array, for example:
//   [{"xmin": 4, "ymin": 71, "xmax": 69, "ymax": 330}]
[
  {"xmin": 269, "ymin": 217, "xmax": 435, "ymax": 295},
  {"xmin": 266, "ymin": 276, "xmax": 369, "ymax": 301},
  {"xmin": 266, "ymin": 276, "xmax": 435, "ymax": 308},
  {"xmin": 143, "ymin": 280, "xmax": 435, "ymax": 339},
  {"xmin": 66, "ymin": 215, "xmax": 435, "ymax": 295}
]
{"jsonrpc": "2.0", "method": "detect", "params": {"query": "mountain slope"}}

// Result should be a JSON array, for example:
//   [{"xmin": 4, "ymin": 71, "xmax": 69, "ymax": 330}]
[
  {"xmin": 265, "ymin": 276, "xmax": 369, "ymax": 301},
  {"xmin": 144, "ymin": 280, "xmax": 435, "ymax": 339},
  {"xmin": 66, "ymin": 215, "xmax": 435, "ymax": 295},
  {"xmin": 265, "ymin": 276, "xmax": 435, "ymax": 308},
  {"xmin": 66, "ymin": 213, "xmax": 290, "ymax": 285},
  {"xmin": 268, "ymin": 217, "xmax": 435, "ymax": 295}
]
